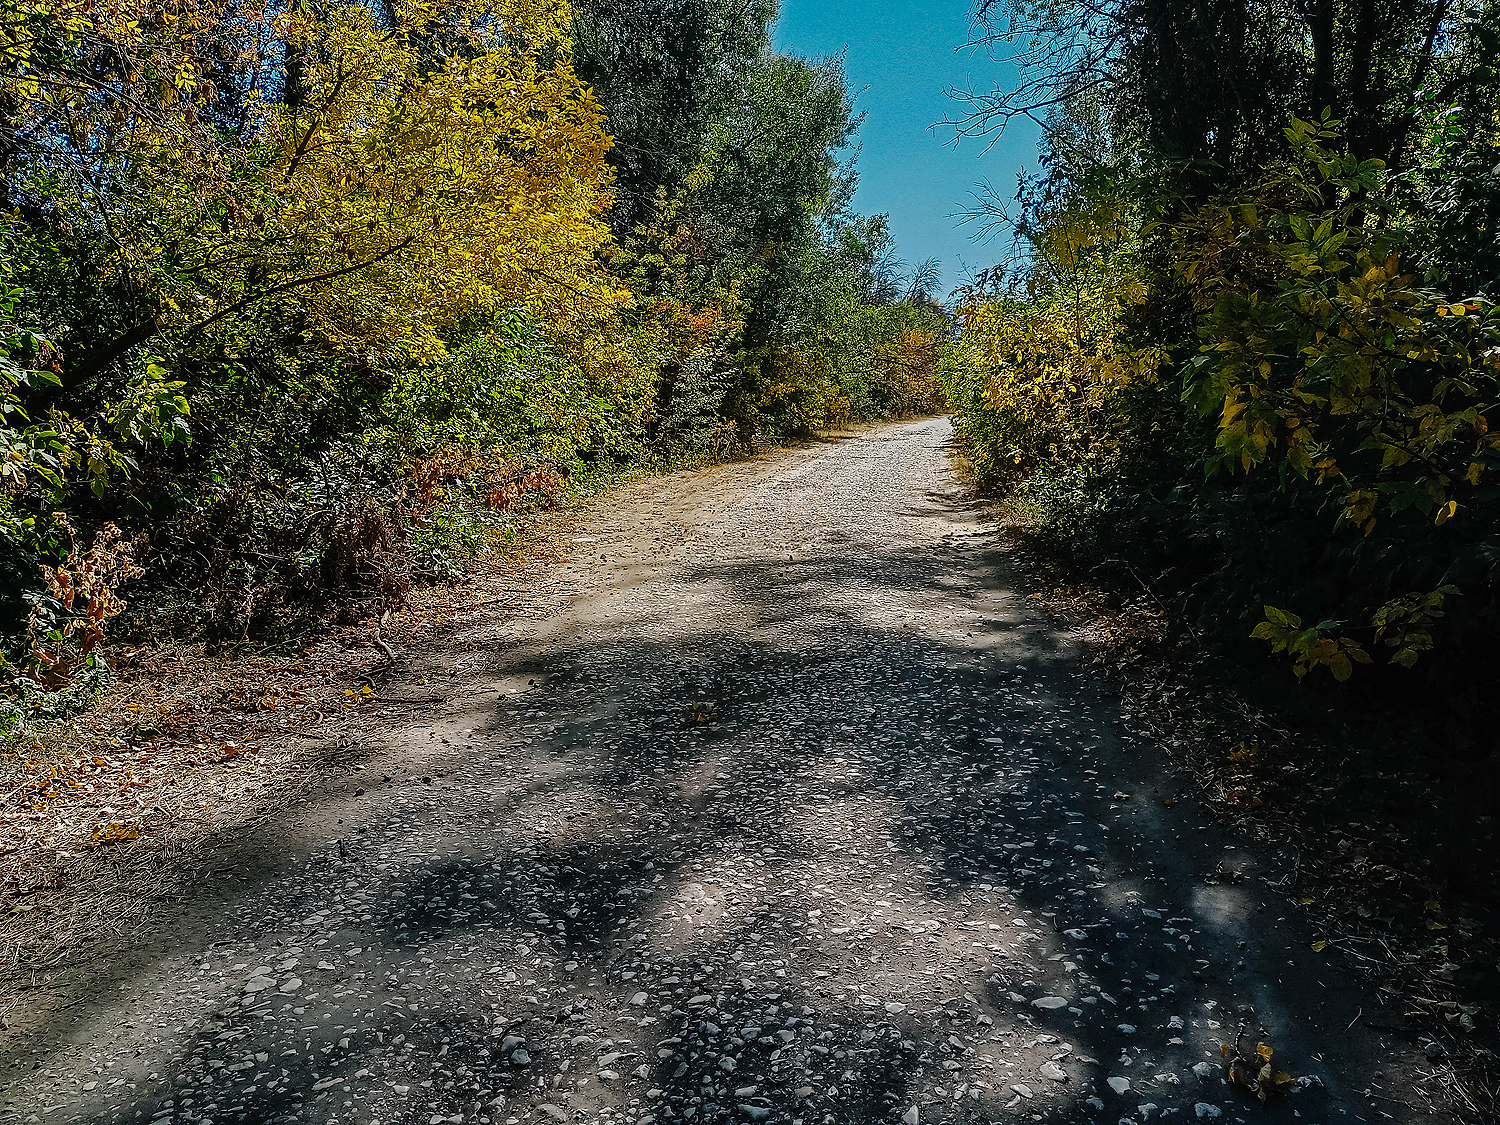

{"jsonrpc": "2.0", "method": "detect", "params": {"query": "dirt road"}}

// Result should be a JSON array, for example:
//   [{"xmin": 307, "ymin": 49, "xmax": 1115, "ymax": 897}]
[{"xmin": 1, "ymin": 419, "xmax": 1425, "ymax": 1125}]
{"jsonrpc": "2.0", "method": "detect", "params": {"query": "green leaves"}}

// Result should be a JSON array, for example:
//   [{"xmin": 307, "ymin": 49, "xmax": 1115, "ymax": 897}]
[
  {"xmin": 108, "ymin": 360, "xmax": 192, "ymax": 449},
  {"xmin": 1250, "ymin": 606, "xmax": 1372, "ymax": 681},
  {"xmin": 1372, "ymin": 586, "xmax": 1459, "ymax": 669},
  {"xmin": 1250, "ymin": 587, "xmax": 1461, "ymax": 678},
  {"xmin": 1167, "ymin": 121, "xmax": 1500, "ymax": 678},
  {"xmin": 1176, "ymin": 122, "xmax": 1500, "ymax": 550}
]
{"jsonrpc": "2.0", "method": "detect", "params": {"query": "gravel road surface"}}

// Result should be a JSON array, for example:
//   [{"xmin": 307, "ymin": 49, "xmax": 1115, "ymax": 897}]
[{"xmin": 1, "ymin": 418, "xmax": 1420, "ymax": 1125}]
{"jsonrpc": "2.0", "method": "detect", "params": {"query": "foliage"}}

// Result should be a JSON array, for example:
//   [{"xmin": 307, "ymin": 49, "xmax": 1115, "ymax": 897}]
[
  {"xmin": 24, "ymin": 517, "xmax": 142, "ymax": 688},
  {"xmin": 947, "ymin": 0, "xmax": 1500, "ymax": 694},
  {"xmin": 383, "ymin": 312, "xmax": 655, "ymax": 467},
  {"xmin": 1176, "ymin": 119, "xmax": 1500, "ymax": 520},
  {"xmin": 572, "ymin": 0, "xmax": 774, "ymax": 235},
  {"xmin": 1172, "ymin": 117, "xmax": 1500, "ymax": 670},
  {"xmin": 944, "ymin": 188, "xmax": 1166, "ymax": 488},
  {"xmin": 0, "ymin": 0, "xmax": 948, "ymax": 690}
]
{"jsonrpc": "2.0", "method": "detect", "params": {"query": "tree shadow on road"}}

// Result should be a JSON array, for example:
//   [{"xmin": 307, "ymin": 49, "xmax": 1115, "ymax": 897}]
[{"xmin": 26, "ymin": 534, "xmax": 1411, "ymax": 1124}]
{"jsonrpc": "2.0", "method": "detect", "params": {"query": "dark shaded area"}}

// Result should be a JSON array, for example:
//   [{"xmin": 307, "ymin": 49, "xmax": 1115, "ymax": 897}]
[{"xmin": 82, "ymin": 528, "xmax": 1408, "ymax": 1123}]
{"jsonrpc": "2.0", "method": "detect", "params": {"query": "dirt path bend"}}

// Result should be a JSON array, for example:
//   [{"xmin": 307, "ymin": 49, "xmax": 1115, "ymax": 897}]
[{"xmin": 1, "ymin": 418, "xmax": 1427, "ymax": 1125}]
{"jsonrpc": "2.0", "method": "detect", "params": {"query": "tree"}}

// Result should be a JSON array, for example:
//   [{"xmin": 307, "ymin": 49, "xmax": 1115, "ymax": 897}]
[
  {"xmin": 954, "ymin": 0, "xmax": 1500, "ymax": 175},
  {"xmin": 571, "ymin": 0, "xmax": 773, "ymax": 235},
  {"xmin": 2, "ymin": 0, "xmax": 625, "ymax": 386}
]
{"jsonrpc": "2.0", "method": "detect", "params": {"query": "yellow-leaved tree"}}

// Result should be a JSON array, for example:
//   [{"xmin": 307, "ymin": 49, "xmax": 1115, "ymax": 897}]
[
  {"xmin": 944, "ymin": 190, "xmax": 1167, "ymax": 487},
  {"xmin": 4, "ymin": 0, "xmax": 633, "ymax": 377}
]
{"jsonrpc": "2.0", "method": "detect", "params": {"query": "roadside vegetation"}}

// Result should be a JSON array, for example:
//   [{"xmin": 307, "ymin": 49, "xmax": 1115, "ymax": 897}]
[
  {"xmin": 940, "ymin": 0, "xmax": 1499, "ymax": 1103},
  {"xmin": 8, "ymin": 0, "xmax": 1499, "ymax": 1104},
  {"xmin": 0, "ymin": 0, "xmax": 947, "ymax": 735}
]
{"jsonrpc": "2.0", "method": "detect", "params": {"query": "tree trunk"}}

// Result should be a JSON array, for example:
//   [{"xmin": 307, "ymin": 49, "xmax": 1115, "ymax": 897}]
[
  {"xmin": 1347, "ymin": 0, "xmax": 1378, "ymax": 156},
  {"xmin": 67, "ymin": 317, "xmax": 161, "ymax": 388},
  {"xmin": 1308, "ymin": 0, "xmax": 1336, "ymax": 118}
]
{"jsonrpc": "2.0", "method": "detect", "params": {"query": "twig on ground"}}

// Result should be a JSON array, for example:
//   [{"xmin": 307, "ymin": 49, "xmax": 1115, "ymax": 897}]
[{"xmin": 371, "ymin": 609, "xmax": 395, "ymax": 665}]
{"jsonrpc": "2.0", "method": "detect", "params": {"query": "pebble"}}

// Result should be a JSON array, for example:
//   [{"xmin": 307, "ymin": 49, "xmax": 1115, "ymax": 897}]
[{"xmin": 2, "ymin": 420, "xmax": 1371, "ymax": 1125}]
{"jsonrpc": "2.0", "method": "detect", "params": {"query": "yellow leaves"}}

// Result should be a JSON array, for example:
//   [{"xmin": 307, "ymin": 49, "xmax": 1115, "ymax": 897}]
[
  {"xmin": 1311, "ymin": 940, "xmax": 1327, "ymax": 951},
  {"xmin": 1224, "ymin": 1037, "xmax": 1301, "ymax": 1103},
  {"xmin": 171, "ymin": 60, "xmax": 199, "ymax": 91},
  {"xmin": 1172, "ymin": 130, "xmax": 1499, "ymax": 591},
  {"xmin": 91, "ymin": 822, "xmax": 140, "ymax": 844},
  {"xmin": 1380, "ymin": 442, "xmax": 1412, "ymax": 470},
  {"xmin": 1227, "ymin": 742, "xmax": 1260, "ymax": 764},
  {"xmin": 1340, "ymin": 488, "xmax": 1380, "ymax": 535},
  {"xmin": 756, "ymin": 347, "xmax": 851, "ymax": 430},
  {"xmin": 954, "ymin": 242, "xmax": 1162, "ymax": 482},
  {"xmin": 232, "ymin": 0, "xmax": 623, "ymax": 361},
  {"xmin": 1261, "ymin": 1069, "xmax": 1298, "ymax": 1098},
  {"xmin": 1312, "ymin": 637, "xmax": 1372, "ymax": 681},
  {"xmin": 1250, "ymin": 604, "xmax": 1300, "ymax": 638}
]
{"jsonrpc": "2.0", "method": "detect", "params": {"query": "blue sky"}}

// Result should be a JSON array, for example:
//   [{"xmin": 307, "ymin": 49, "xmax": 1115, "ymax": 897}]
[{"xmin": 771, "ymin": 0, "xmax": 1040, "ymax": 296}]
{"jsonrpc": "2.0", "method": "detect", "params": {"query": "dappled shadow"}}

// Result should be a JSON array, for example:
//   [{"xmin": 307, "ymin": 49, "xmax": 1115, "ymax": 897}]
[
  {"xmin": 90, "ymin": 624, "xmax": 1381, "ymax": 1122},
  {"xmin": 13, "ymin": 430, "xmax": 1411, "ymax": 1125}
]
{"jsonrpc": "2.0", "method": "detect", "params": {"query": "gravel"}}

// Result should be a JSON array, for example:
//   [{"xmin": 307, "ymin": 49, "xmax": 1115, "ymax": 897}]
[{"xmin": 0, "ymin": 419, "xmax": 1418, "ymax": 1124}]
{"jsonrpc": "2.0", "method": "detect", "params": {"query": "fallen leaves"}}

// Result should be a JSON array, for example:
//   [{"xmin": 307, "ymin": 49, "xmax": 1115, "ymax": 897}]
[
  {"xmin": 1223, "ymin": 1038, "xmax": 1298, "ymax": 1102},
  {"xmin": 1409, "ymin": 996, "xmax": 1483, "ymax": 1034},
  {"xmin": 1228, "ymin": 741, "xmax": 1261, "ymax": 764},
  {"xmin": 1010, "ymin": 529, "xmax": 1497, "ymax": 1117},
  {"xmin": 90, "ymin": 823, "xmax": 140, "ymax": 845}
]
